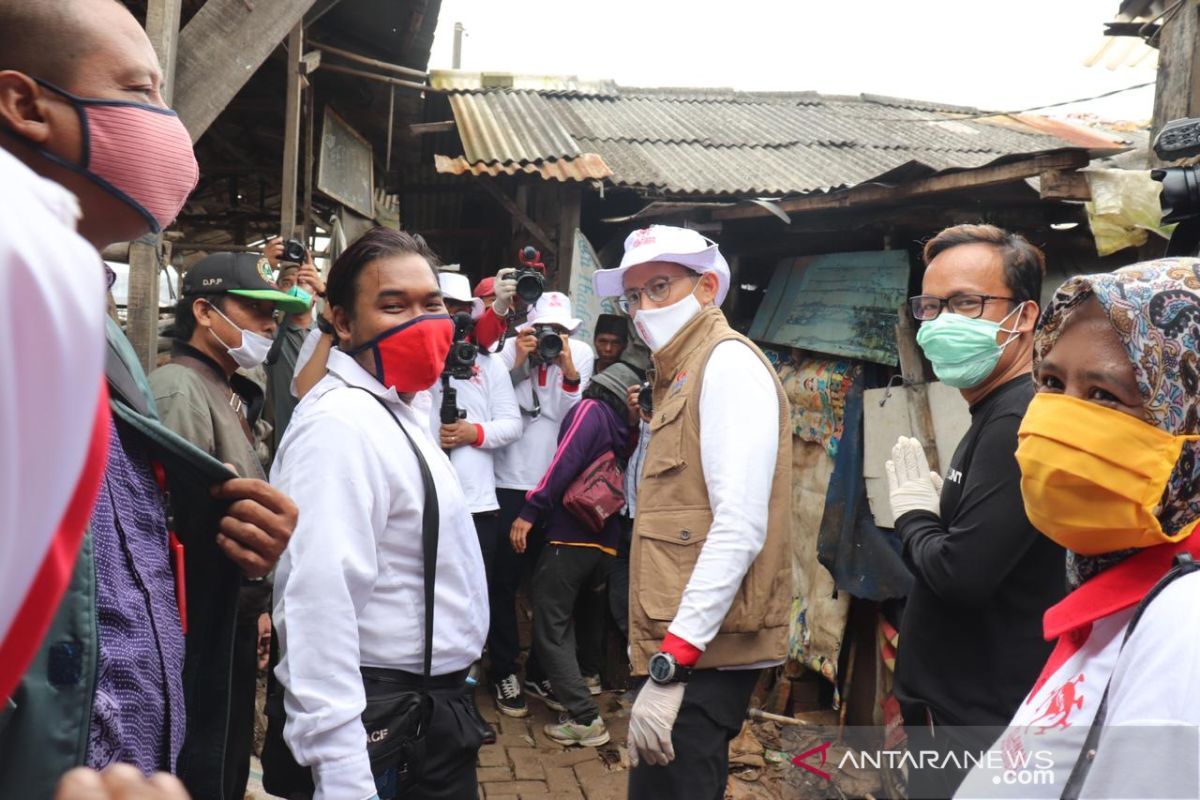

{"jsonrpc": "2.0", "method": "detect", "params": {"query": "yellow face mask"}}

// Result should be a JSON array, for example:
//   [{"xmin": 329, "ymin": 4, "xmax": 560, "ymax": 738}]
[{"xmin": 1016, "ymin": 393, "xmax": 1200, "ymax": 555}]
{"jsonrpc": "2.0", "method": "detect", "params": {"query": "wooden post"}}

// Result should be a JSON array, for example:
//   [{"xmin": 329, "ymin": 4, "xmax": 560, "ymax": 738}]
[
  {"xmin": 174, "ymin": 0, "xmax": 317, "ymax": 142},
  {"xmin": 894, "ymin": 305, "xmax": 940, "ymax": 473},
  {"xmin": 127, "ymin": 0, "xmax": 181, "ymax": 372},
  {"xmin": 280, "ymin": 23, "xmax": 303, "ymax": 239},
  {"xmin": 555, "ymin": 185, "xmax": 581, "ymax": 291},
  {"xmin": 303, "ymin": 84, "xmax": 316, "ymax": 246},
  {"xmin": 1151, "ymin": 0, "xmax": 1200, "ymax": 167}
]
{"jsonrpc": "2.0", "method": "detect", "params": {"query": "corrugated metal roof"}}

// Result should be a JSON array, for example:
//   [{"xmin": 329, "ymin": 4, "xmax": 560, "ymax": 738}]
[
  {"xmin": 434, "ymin": 153, "xmax": 613, "ymax": 181},
  {"xmin": 431, "ymin": 75, "xmax": 1129, "ymax": 196}
]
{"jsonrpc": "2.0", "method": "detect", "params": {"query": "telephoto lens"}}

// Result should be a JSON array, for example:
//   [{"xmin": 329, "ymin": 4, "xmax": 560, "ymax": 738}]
[{"xmin": 515, "ymin": 269, "xmax": 545, "ymax": 304}]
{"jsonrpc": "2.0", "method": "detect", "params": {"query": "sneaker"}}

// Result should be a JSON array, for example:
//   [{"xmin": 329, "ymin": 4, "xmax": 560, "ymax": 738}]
[
  {"xmin": 583, "ymin": 674, "xmax": 602, "ymax": 696},
  {"xmin": 524, "ymin": 677, "xmax": 567, "ymax": 712},
  {"xmin": 493, "ymin": 674, "xmax": 529, "ymax": 718},
  {"xmin": 544, "ymin": 715, "xmax": 610, "ymax": 747}
]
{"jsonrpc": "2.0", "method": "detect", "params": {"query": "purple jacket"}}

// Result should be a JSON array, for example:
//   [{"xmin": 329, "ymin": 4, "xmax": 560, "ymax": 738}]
[{"xmin": 519, "ymin": 399, "xmax": 630, "ymax": 553}]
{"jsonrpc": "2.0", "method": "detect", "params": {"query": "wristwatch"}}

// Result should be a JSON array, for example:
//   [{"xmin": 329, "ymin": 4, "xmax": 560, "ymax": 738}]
[
  {"xmin": 648, "ymin": 652, "xmax": 693, "ymax": 685},
  {"xmin": 317, "ymin": 316, "xmax": 336, "ymax": 335}
]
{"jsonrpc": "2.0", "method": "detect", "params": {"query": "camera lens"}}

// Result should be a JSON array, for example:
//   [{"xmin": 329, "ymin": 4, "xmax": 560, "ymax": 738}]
[
  {"xmin": 638, "ymin": 381, "xmax": 653, "ymax": 414},
  {"xmin": 536, "ymin": 326, "xmax": 563, "ymax": 361},
  {"xmin": 1153, "ymin": 165, "xmax": 1200, "ymax": 224},
  {"xmin": 282, "ymin": 238, "xmax": 306, "ymax": 263},
  {"xmin": 516, "ymin": 270, "xmax": 544, "ymax": 304}
]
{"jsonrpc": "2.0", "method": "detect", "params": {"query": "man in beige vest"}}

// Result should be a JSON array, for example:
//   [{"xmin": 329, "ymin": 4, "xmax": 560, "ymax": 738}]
[{"xmin": 593, "ymin": 225, "xmax": 792, "ymax": 799}]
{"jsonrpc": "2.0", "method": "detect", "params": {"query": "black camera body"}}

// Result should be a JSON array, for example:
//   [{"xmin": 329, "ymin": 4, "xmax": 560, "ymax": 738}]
[
  {"xmin": 282, "ymin": 238, "xmax": 307, "ymax": 264},
  {"xmin": 441, "ymin": 313, "xmax": 478, "ymax": 426},
  {"xmin": 1151, "ymin": 118, "xmax": 1200, "ymax": 256},
  {"xmin": 637, "ymin": 380, "xmax": 654, "ymax": 415},
  {"xmin": 514, "ymin": 246, "xmax": 546, "ymax": 305},
  {"xmin": 531, "ymin": 324, "xmax": 564, "ymax": 364}
]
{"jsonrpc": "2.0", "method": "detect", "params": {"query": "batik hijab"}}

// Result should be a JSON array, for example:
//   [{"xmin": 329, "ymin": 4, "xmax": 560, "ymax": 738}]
[{"xmin": 1034, "ymin": 258, "xmax": 1200, "ymax": 585}]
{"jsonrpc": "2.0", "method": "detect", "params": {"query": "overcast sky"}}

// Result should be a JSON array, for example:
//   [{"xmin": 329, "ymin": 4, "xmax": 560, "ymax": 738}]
[{"xmin": 428, "ymin": 0, "xmax": 1156, "ymax": 121}]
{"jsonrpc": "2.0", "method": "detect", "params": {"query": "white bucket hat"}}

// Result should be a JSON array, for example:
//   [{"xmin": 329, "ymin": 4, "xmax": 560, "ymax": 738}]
[
  {"xmin": 519, "ymin": 291, "xmax": 582, "ymax": 333},
  {"xmin": 438, "ymin": 272, "xmax": 484, "ymax": 318},
  {"xmin": 592, "ymin": 225, "xmax": 730, "ymax": 306}
]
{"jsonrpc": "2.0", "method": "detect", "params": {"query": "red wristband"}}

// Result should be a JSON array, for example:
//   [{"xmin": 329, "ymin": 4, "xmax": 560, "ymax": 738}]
[
  {"xmin": 471, "ymin": 423, "xmax": 486, "ymax": 447},
  {"xmin": 661, "ymin": 633, "xmax": 703, "ymax": 668}
]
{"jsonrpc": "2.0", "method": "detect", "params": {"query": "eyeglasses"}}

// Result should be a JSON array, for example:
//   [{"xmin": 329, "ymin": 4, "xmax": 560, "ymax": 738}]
[
  {"xmin": 618, "ymin": 275, "xmax": 698, "ymax": 313},
  {"xmin": 909, "ymin": 293, "xmax": 1017, "ymax": 321}
]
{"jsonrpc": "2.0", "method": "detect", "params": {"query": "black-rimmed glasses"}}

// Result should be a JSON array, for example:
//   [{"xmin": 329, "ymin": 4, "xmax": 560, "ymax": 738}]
[{"xmin": 909, "ymin": 293, "xmax": 1017, "ymax": 321}]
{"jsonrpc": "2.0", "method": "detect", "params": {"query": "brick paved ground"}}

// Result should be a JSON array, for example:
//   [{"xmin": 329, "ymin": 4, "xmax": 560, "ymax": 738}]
[{"xmin": 473, "ymin": 684, "xmax": 632, "ymax": 800}]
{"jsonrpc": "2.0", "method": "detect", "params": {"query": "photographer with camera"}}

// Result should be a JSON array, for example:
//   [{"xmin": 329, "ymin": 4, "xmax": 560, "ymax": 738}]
[
  {"xmin": 261, "ymin": 236, "xmax": 326, "ymax": 452},
  {"xmin": 427, "ymin": 272, "xmax": 522, "ymax": 601},
  {"xmin": 488, "ymin": 292, "xmax": 595, "ymax": 717}
]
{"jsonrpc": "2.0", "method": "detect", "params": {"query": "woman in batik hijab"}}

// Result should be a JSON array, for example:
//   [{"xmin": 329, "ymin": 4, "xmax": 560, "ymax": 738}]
[{"xmin": 956, "ymin": 259, "xmax": 1200, "ymax": 799}]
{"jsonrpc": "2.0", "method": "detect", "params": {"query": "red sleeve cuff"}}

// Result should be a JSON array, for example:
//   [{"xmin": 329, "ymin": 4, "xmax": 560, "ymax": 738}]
[
  {"xmin": 471, "ymin": 423, "xmax": 486, "ymax": 448},
  {"xmin": 661, "ymin": 633, "xmax": 703, "ymax": 668},
  {"xmin": 562, "ymin": 380, "xmax": 581, "ymax": 393}
]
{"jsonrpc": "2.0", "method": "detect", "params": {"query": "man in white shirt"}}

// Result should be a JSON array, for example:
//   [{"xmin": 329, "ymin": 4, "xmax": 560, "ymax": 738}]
[
  {"xmin": 489, "ymin": 292, "xmax": 595, "ymax": 717},
  {"xmin": 272, "ymin": 228, "xmax": 488, "ymax": 800},
  {"xmin": 593, "ymin": 225, "xmax": 792, "ymax": 800}
]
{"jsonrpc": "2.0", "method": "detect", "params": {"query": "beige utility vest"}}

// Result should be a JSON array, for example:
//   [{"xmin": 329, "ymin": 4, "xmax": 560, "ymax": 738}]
[{"xmin": 628, "ymin": 307, "xmax": 793, "ymax": 675}]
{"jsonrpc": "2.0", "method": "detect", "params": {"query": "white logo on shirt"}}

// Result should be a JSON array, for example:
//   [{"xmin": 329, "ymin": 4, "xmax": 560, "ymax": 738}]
[{"xmin": 948, "ymin": 468, "xmax": 964, "ymax": 484}]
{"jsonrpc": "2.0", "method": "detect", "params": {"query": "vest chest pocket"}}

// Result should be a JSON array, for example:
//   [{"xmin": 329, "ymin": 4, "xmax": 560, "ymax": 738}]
[
  {"xmin": 635, "ymin": 507, "xmax": 712, "ymax": 621},
  {"xmin": 641, "ymin": 396, "xmax": 688, "ymax": 479}
]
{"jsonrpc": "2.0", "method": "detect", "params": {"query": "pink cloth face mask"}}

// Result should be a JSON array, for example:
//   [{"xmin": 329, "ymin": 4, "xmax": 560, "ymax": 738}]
[{"xmin": 34, "ymin": 80, "xmax": 199, "ymax": 234}]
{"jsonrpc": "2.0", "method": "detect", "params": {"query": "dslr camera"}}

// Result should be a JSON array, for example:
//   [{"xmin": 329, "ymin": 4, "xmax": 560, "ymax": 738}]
[
  {"xmin": 441, "ymin": 313, "xmax": 478, "ymax": 426},
  {"xmin": 531, "ymin": 324, "xmax": 564, "ymax": 364},
  {"xmin": 513, "ymin": 246, "xmax": 546, "ymax": 305},
  {"xmin": 1151, "ymin": 118, "xmax": 1200, "ymax": 256},
  {"xmin": 282, "ymin": 237, "xmax": 307, "ymax": 264}
]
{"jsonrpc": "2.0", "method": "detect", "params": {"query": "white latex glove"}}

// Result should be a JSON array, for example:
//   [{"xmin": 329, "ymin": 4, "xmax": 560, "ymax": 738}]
[
  {"xmin": 492, "ymin": 267, "xmax": 518, "ymax": 317},
  {"xmin": 628, "ymin": 681, "xmax": 686, "ymax": 767},
  {"xmin": 885, "ymin": 436, "xmax": 942, "ymax": 519}
]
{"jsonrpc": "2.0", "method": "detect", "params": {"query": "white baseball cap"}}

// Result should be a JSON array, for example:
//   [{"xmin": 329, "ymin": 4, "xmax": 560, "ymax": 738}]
[
  {"xmin": 519, "ymin": 291, "xmax": 582, "ymax": 333},
  {"xmin": 438, "ymin": 272, "xmax": 484, "ymax": 317},
  {"xmin": 592, "ymin": 225, "xmax": 730, "ymax": 306}
]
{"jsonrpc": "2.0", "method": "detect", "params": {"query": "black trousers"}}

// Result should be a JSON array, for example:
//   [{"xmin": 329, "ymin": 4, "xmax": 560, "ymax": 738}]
[
  {"xmin": 489, "ymin": 489, "xmax": 544, "ymax": 680},
  {"xmin": 531, "ymin": 545, "xmax": 616, "ymax": 724},
  {"xmin": 901, "ymin": 705, "xmax": 991, "ymax": 800},
  {"xmin": 472, "ymin": 511, "xmax": 499, "ymax": 595},
  {"xmin": 223, "ymin": 598, "xmax": 261, "ymax": 800},
  {"xmin": 627, "ymin": 668, "xmax": 760, "ymax": 800}
]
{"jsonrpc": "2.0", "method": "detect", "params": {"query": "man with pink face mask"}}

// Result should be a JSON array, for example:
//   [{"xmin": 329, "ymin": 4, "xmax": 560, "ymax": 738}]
[
  {"xmin": 0, "ymin": 1, "xmax": 298, "ymax": 797},
  {"xmin": 593, "ymin": 226, "xmax": 792, "ymax": 800}
]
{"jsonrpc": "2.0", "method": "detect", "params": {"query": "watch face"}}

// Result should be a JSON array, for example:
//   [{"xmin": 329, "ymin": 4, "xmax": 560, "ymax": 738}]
[{"xmin": 649, "ymin": 654, "xmax": 673, "ymax": 683}]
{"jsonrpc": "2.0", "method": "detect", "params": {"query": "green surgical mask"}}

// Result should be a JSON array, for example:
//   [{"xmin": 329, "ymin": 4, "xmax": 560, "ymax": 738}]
[{"xmin": 915, "ymin": 302, "xmax": 1025, "ymax": 389}]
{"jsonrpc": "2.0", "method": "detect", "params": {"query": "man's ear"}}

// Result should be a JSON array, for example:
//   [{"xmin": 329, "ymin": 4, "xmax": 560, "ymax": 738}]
[
  {"xmin": 0, "ymin": 71, "xmax": 52, "ymax": 144},
  {"xmin": 192, "ymin": 298, "xmax": 215, "ymax": 330},
  {"xmin": 695, "ymin": 271, "xmax": 721, "ymax": 307},
  {"xmin": 1018, "ymin": 299, "xmax": 1041, "ymax": 334},
  {"xmin": 332, "ymin": 305, "xmax": 353, "ymax": 344}
]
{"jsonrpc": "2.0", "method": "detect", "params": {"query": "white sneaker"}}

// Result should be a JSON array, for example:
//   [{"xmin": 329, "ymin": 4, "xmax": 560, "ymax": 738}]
[
  {"xmin": 583, "ymin": 674, "xmax": 603, "ymax": 696},
  {"xmin": 544, "ymin": 715, "xmax": 610, "ymax": 747}
]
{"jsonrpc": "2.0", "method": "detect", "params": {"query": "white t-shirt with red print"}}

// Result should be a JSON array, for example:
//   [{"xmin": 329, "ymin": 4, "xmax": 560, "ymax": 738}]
[{"xmin": 957, "ymin": 538, "xmax": 1200, "ymax": 799}]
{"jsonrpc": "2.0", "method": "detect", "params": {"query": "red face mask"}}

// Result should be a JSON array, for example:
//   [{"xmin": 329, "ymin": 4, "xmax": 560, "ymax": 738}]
[{"xmin": 348, "ymin": 314, "xmax": 454, "ymax": 392}]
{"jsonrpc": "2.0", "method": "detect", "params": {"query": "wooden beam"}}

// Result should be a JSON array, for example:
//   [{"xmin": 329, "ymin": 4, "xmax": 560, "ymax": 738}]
[
  {"xmin": 1038, "ymin": 169, "xmax": 1091, "ymax": 201},
  {"xmin": 894, "ymin": 305, "xmax": 940, "ymax": 473},
  {"xmin": 1152, "ymin": 0, "xmax": 1200, "ymax": 167},
  {"xmin": 145, "ymin": 0, "xmax": 182, "ymax": 104},
  {"xmin": 474, "ymin": 178, "xmax": 558, "ymax": 256},
  {"xmin": 174, "ymin": 0, "xmax": 317, "ymax": 142},
  {"xmin": 410, "ymin": 120, "xmax": 457, "ymax": 136},
  {"xmin": 307, "ymin": 38, "xmax": 428, "ymax": 80},
  {"xmin": 280, "ymin": 23, "xmax": 303, "ymax": 239},
  {"xmin": 127, "ymin": 0, "xmax": 182, "ymax": 371},
  {"xmin": 556, "ymin": 184, "xmax": 582, "ymax": 292},
  {"xmin": 713, "ymin": 151, "xmax": 1091, "ymax": 220},
  {"xmin": 317, "ymin": 63, "xmax": 427, "ymax": 93}
]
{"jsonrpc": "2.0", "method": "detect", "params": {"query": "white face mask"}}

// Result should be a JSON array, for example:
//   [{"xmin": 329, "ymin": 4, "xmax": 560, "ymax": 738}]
[
  {"xmin": 208, "ymin": 304, "xmax": 273, "ymax": 369},
  {"xmin": 633, "ymin": 287, "xmax": 703, "ymax": 352}
]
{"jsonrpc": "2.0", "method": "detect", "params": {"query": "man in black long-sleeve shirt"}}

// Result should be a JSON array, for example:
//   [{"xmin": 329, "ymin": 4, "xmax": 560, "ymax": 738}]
[{"xmin": 886, "ymin": 225, "xmax": 1065, "ymax": 799}]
